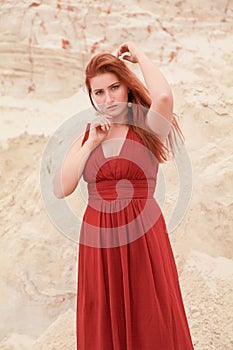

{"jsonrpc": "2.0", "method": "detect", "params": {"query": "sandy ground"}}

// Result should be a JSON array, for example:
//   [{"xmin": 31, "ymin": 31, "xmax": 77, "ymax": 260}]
[{"xmin": 0, "ymin": 0, "xmax": 233, "ymax": 349}]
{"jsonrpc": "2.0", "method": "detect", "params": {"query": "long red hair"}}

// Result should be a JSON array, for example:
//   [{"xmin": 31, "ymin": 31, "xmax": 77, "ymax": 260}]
[{"xmin": 85, "ymin": 53, "xmax": 184, "ymax": 163}]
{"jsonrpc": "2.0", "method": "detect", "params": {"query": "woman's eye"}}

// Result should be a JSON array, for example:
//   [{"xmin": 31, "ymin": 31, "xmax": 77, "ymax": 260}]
[
  {"xmin": 95, "ymin": 90, "xmax": 103, "ymax": 96},
  {"xmin": 111, "ymin": 85, "xmax": 119, "ymax": 90}
]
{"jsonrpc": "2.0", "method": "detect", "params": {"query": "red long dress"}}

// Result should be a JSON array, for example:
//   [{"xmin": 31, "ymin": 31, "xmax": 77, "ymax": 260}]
[{"xmin": 76, "ymin": 125, "xmax": 194, "ymax": 350}]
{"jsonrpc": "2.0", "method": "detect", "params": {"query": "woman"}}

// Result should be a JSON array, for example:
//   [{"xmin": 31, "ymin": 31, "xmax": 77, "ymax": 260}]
[{"xmin": 54, "ymin": 42, "xmax": 194, "ymax": 349}]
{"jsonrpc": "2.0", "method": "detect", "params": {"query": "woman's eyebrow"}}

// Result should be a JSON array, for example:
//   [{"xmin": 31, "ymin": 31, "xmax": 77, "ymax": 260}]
[
  {"xmin": 108, "ymin": 81, "xmax": 120, "ymax": 88},
  {"xmin": 93, "ymin": 81, "xmax": 120, "ymax": 92},
  {"xmin": 93, "ymin": 88, "xmax": 103, "ymax": 92}
]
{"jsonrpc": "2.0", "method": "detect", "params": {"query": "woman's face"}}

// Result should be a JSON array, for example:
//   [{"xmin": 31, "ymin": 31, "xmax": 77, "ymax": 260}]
[{"xmin": 90, "ymin": 72, "xmax": 128, "ymax": 118}]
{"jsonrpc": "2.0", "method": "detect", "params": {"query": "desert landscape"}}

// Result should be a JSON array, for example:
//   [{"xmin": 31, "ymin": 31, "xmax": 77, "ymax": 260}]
[{"xmin": 0, "ymin": 0, "xmax": 233, "ymax": 349}]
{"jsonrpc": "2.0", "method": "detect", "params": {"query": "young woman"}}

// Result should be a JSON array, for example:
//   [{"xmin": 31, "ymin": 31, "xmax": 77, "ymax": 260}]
[{"xmin": 54, "ymin": 42, "xmax": 194, "ymax": 349}]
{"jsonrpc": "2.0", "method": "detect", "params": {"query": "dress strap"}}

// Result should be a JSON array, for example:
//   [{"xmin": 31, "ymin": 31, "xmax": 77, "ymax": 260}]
[{"xmin": 81, "ymin": 122, "xmax": 91, "ymax": 146}]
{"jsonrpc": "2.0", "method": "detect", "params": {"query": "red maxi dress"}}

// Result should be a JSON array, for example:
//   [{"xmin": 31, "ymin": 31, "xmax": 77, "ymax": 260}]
[{"xmin": 76, "ymin": 124, "xmax": 194, "ymax": 350}]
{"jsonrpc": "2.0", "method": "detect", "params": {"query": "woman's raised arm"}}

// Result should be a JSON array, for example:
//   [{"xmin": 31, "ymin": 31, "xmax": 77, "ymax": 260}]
[{"xmin": 117, "ymin": 42, "xmax": 174, "ymax": 137}]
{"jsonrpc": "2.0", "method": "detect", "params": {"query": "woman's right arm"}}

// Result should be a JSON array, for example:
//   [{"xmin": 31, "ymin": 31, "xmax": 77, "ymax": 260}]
[
  {"xmin": 53, "ymin": 119, "xmax": 110, "ymax": 198},
  {"xmin": 53, "ymin": 136, "xmax": 97, "ymax": 198}
]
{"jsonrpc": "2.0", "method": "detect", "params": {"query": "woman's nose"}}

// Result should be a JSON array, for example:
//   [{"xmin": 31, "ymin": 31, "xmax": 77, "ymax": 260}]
[{"xmin": 105, "ymin": 90, "xmax": 113, "ymax": 103}]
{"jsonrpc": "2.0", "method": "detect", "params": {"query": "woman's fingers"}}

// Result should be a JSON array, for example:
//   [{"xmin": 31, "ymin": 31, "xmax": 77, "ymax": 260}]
[
  {"xmin": 101, "ymin": 124, "xmax": 110, "ymax": 133},
  {"xmin": 90, "ymin": 117, "xmax": 111, "ymax": 137},
  {"xmin": 117, "ymin": 42, "xmax": 139, "ymax": 63},
  {"xmin": 98, "ymin": 116, "xmax": 111, "ymax": 129},
  {"xmin": 92, "ymin": 117, "xmax": 108, "ymax": 128},
  {"xmin": 117, "ymin": 43, "xmax": 129, "ymax": 56},
  {"xmin": 118, "ymin": 52, "xmax": 132, "ymax": 60}
]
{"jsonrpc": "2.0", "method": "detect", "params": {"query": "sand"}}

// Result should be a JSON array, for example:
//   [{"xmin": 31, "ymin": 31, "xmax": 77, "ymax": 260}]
[{"xmin": 0, "ymin": 0, "xmax": 233, "ymax": 349}]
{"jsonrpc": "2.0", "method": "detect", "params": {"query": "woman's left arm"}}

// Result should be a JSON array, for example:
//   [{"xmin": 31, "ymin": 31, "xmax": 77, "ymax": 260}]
[
  {"xmin": 117, "ymin": 42, "xmax": 174, "ymax": 135},
  {"xmin": 137, "ymin": 52, "xmax": 173, "ymax": 119}
]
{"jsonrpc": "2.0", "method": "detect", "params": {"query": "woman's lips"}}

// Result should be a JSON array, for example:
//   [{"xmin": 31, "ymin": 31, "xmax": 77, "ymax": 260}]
[{"xmin": 107, "ymin": 104, "xmax": 117, "ymax": 110}]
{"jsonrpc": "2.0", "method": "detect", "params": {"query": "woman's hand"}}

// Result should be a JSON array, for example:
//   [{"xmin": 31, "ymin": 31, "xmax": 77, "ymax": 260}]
[
  {"xmin": 118, "ymin": 41, "xmax": 173, "ymax": 124},
  {"xmin": 117, "ymin": 42, "xmax": 144, "ymax": 63},
  {"xmin": 87, "ymin": 115, "xmax": 111, "ymax": 148}
]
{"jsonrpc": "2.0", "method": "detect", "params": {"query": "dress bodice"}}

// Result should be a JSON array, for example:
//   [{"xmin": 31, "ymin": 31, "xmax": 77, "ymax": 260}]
[{"xmin": 82, "ymin": 126, "xmax": 159, "ymax": 188}]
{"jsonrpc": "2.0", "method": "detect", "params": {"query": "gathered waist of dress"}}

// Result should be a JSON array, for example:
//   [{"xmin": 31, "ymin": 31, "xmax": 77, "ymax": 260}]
[{"xmin": 87, "ymin": 179, "xmax": 156, "ymax": 201}]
